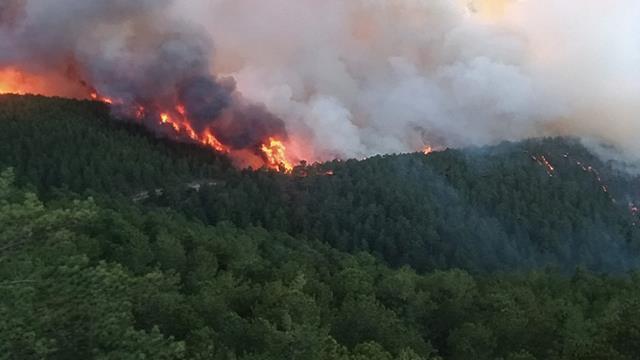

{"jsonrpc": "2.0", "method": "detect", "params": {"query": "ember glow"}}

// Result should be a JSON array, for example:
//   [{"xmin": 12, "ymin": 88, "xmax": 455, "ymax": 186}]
[
  {"xmin": 0, "ymin": 68, "xmax": 24, "ymax": 94},
  {"xmin": 0, "ymin": 68, "xmax": 55, "ymax": 96},
  {"xmin": 90, "ymin": 91, "xmax": 114, "ymax": 105},
  {"xmin": 531, "ymin": 155, "xmax": 555, "ymax": 177},
  {"xmin": 575, "ymin": 160, "xmax": 609, "ymax": 194}
]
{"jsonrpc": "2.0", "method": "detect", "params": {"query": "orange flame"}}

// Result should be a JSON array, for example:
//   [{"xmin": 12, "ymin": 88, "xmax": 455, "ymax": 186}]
[
  {"xmin": 89, "ymin": 90, "xmax": 114, "ymax": 104},
  {"xmin": 159, "ymin": 111, "xmax": 229, "ymax": 153},
  {"xmin": 261, "ymin": 137, "xmax": 294, "ymax": 172},
  {"xmin": 0, "ymin": 68, "xmax": 44, "ymax": 95},
  {"xmin": 531, "ymin": 154, "xmax": 555, "ymax": 177},
  {"xmin": 1, "ymin": 67, "xmax": 296, "ymax": 173},
  {"xmin": 203, "ymin": 129, "xmax": 227, "ymax": 153},
  {"xmin": 423, "ymin": 145, "xmax": 433, "ymax": 155}
]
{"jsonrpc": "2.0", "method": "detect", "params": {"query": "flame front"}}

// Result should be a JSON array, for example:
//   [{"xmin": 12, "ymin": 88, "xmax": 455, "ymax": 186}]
[
  {"xmin": 158, "ymin": 112, "xmax": 229, "ymax": 153},
  {"xmin": 531, "ymin": 154, "xmax": 555, "ymax": 177},
  {"xmin": 0, "ymin": 68, "xmax": 39, "ymax": 95},
  {"xmin": 1, "ymin": 66, "xmax": 297, "ymax": 173},
  {"xmin": 98, "ymin": 98, "xmax": 293, "ymax": 171},
  {"xmin": 261, "ymin": 138, "xmax": 294, "ymax": 172},
  {"xmin": 90, "ymin": 91, "xmax": 114, "ymax": 104},
  {"xmin": 0, "ymin": 67, "xmax": 89, "ymax": 98}
]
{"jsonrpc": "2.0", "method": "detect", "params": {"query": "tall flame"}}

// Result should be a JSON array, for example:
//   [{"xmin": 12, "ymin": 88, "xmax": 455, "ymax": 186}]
[{"xmin": 261, "ymin": 138, "xmax": 294, "ymax": 172}]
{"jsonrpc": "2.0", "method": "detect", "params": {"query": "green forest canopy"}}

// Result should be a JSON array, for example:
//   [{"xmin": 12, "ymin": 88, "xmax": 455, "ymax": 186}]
[{"xmin": 3, "ymin": 94, "xmax": 640, "ymax": 359}]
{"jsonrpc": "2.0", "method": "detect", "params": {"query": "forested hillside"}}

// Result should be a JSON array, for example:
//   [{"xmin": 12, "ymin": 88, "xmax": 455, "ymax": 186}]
[
  {"xmin": 2, "ymin": 95, "xmax": 640, "ymax": 273},
  {"xmin": 0, "ymin": 95, "xmax": 232, "ymax": 197},
  {"xmin": 3, "ymin": 95, "xmax": 640, "ymax": 359},
  {"xmin": 157, "ymin": 139, "xmax": 640, "ymax": 273}
]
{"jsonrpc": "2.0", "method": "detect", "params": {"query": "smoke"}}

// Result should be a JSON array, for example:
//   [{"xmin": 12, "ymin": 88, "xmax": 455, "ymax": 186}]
[
  {"xmin": 2, "ymin": 0, "xmax": 640, "ymax": 163},
  {"xmin": 167, "ymin": 0, "xmax": 640, "ymax": 162},
  {"xmin": 0, "ymin": 0, "xmax": 287, "ymax": 154},
  {"xmin": 0, "ymin": 0, "xmax": 25, "ymax": 28}
]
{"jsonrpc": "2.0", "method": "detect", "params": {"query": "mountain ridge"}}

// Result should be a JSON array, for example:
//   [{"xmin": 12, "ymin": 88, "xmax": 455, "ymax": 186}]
[{"xmin": 2, "ymin": 94, "xmax": 639, "ymax": 273}]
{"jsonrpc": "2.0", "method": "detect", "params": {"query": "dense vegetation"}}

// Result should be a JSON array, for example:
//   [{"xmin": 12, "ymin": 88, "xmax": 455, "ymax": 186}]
[
  {"xmin": 3, "ymin": 95, "xmax": 639, "ymax": 273},
  {"xmin": 3, "ymin": 95, "xmax": 640, "ymax": 359},
  {"xmin": 162, "ymin": 141, "xmax": 640, "ymax": 273},
  {"xmin": 0, "ymin": 95, "xmax": 232, "ymax": 197}
]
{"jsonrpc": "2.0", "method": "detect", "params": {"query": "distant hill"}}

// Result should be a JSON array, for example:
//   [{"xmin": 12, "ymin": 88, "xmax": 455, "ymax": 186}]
[
  {"xmin": 157, "ymin": 138, "xmax": 640, "ymax": 273},
  {"xmin": 2, "ymin": 94, "xmax": 640, "ymax": 273}
]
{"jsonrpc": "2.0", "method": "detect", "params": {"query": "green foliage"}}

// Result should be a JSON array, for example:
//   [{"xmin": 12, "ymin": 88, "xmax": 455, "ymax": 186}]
[
  {"xmin": 3, "ymin": 168, "xmax": 640, "ymax": 358},
  {"xmin": 3, "ymin": 95, "xmax": 640, "ymax": 358},
  {"xmin": 0, "ymin": 170, "xmax": 184, "ymax": 359},
  {"xmin": 0, "ymin": 95, "xmax": 231, "ymax": 198},
  {"xmin": 157, "ymin": 139, "xmax": 640, "ymax": 273},
  {"xmin": 3, "ymin": 95, "xmax": 640, "ymax": 273}
]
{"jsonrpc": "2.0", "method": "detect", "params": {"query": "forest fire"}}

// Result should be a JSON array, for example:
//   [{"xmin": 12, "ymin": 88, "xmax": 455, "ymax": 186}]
[
  {"xmin": 154, "ymin": 109, "xmax": 295, "ymax": 171},
  {"xmin": 0, "ymin": 67, "xmax": 89, "ymax": 98},
  {"xmin": 90, "ymin": 91, "xmax": 114, "ymax": 105},
  {"xmin": 139, "ymin": 102, "xmax": 293, "ymax": 171},
  {"xmin": 0, "ymin": 69, "xmax": 20, "ymax": 94},
  {"xmin": 261, "ymin": 138, "xmax": 294, "ymax": 172},
  {"xmin": 575, "ymin": 160, "xmax": 609, "ymax": 194},
  {"xmin": 0, "ymin": 67, "xmax": 297, "ymax": 172},
  {"xmin": 0, "ymin": 68, "xmax": 46, "ymax": 95},
  {"xmin": 157, "ymin": 111, "xmax": 229, "ymax": 153},
  {"xmin": 531, "ymin": 155, "xmax": 555, "ymax": 177}
]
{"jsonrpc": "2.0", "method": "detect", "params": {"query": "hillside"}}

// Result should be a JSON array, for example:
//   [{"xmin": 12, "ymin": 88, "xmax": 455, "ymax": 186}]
[
  {"xmin": 2, "ymin": 95, "xmax": 639, "ymax": 273},
  {"xmin": 4, "ymin": 95, "xmax": 640, "ymax": 359},
  {"xmin": 0, "ymin": 95, "xmax": 233, "ymax": 197},
  {"xmin": 156, "ymin": 138, "xmax": 640, "ymax": 273}
]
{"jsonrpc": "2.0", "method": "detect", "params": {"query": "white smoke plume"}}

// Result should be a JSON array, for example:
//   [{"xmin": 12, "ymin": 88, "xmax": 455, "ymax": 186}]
[{"xmin": 170, "ymin": 0, "xmax": 640, "ymax": 162}]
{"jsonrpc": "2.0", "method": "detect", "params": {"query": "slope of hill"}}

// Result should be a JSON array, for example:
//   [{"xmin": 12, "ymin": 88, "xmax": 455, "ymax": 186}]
[
  {"xmin": 158, "ymin": 140, "xmax": 640, "ymax": 273},
  {"xmin": 4, "ymin": 95, "xmax": 640, "ymax": 359},
  {"xmin": 2, "ymin": 94, "xmax": 640, "ymax": 273},
  {"xmin": 0, "ymin": 94, "xmax": 232, "ymax": 197}
]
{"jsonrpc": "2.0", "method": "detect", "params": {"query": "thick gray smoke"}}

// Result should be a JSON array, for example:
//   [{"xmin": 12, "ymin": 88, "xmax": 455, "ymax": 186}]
[
  {"xmin": 0, "ymin": 0, "xmax": 24, "ymax": 27},
  {"xmin": 2, "ymin": 0, "xmax": 640, "ymax": 163},
  {"xmin": 0, "ymin": 0, "xmax": 287, "ymax": 152}
]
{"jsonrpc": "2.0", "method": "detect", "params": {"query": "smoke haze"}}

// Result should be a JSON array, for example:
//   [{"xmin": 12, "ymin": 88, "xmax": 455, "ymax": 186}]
[
  {"xmin": 174, "ymin": 0, "xmax": 640, "ymax": 161},
  {"xmin": 2, "ymin": 0, "xmax": 640, "ymax": 162}
]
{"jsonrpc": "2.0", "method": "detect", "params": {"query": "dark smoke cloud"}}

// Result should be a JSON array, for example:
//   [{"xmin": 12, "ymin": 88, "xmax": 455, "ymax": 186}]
[
  {"xmin": 0, "ymin": 0, "xmax": 287, "ymax": 152},
  {"xmin": 177, "ymin": 76, "xmax": 232, "ymax": 131},
  {"xmin": 0, "ymin": 0, "xmax": 25, "ymax": 28},
  {"xmin": 214, "ymin": 99, "xmax": 288, "ymax": 150}
]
